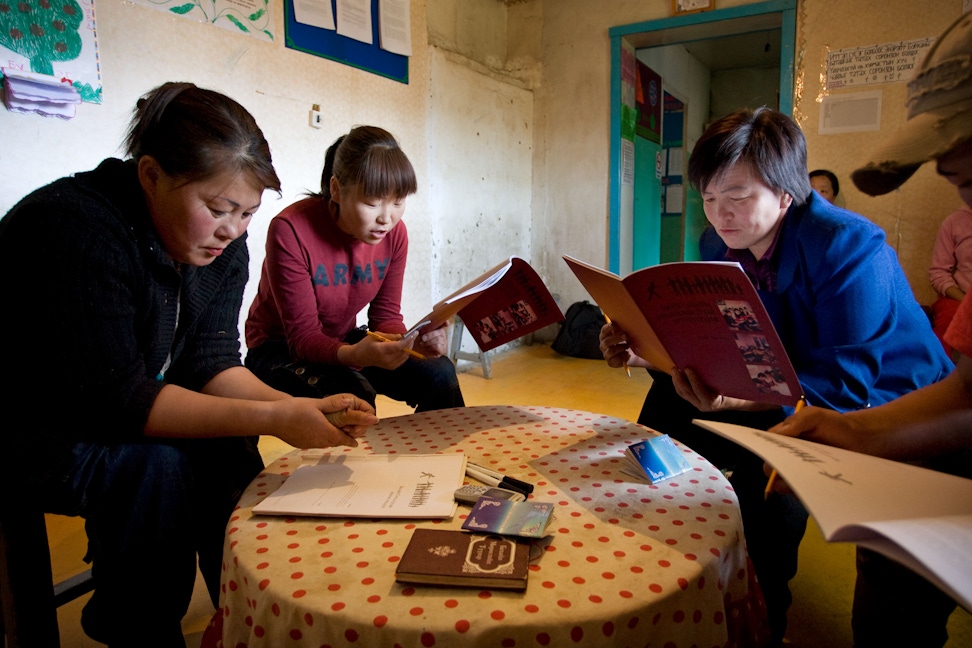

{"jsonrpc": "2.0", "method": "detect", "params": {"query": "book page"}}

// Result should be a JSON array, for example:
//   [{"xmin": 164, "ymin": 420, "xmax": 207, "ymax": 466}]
[
  {"xmin": 252, "ymin": 454, "xmax": 465, "ymax": 518},
  {"xmin": 850, "ymin": 515, "xmax": 972, "ymax": 611},
  {"xmin": 694, "ymin": 420, "xmax": 972, "ymax": 609},
  {"xmin": 563, "ymin": 255, "xmax": 674, "ymax": 371},
  {"xmin": 413, "ymin": 258, "xmax": 515, "ymax": 333},
  {"xmin": 627, "ymin": 261, "xmax": 800, "ymax": 406}
]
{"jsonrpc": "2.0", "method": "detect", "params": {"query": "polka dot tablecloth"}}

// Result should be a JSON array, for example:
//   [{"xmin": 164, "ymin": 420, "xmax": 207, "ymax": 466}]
[{"xmin": 213, "ymin": 406, "xmax": 768, "ymax": 648}]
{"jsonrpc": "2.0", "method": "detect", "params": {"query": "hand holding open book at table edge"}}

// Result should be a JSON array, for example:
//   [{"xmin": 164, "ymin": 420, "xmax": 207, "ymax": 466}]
[{"xmin": 599, "ymin": 316, "xmax": 786, "ymax": 416}]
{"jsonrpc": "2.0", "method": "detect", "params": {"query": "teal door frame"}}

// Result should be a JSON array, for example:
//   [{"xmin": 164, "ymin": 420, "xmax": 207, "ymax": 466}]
[{"xmin": 608, "ymin": 0, "xmax": 797, "ymax": 274}]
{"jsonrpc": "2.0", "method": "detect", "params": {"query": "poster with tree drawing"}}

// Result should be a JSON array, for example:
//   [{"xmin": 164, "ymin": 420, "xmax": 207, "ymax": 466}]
[{"xmin": 0, "ymin": 0, "xmax": 102, "ymax": 102}]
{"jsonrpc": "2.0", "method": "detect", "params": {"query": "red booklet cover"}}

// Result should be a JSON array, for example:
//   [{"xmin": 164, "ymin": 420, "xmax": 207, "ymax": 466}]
[
  {"xmin": 564, "ymin": 255, "xmax": 802, "ymax": 407},
  {"xmin": 413, "ymin": 256, "xmax": 563, "ymax": 352}
]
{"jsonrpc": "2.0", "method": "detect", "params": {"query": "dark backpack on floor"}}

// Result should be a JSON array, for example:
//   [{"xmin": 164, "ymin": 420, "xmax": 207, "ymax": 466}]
[{"xmin": 551, "ymin": 300, "xmax": 606, "ymax": 359}]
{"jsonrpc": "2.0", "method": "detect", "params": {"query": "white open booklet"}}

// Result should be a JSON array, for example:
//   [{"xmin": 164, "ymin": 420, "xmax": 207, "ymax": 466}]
[{"xmin": 693, "ymin": 420, "xmax": 972, "ymax": 610}]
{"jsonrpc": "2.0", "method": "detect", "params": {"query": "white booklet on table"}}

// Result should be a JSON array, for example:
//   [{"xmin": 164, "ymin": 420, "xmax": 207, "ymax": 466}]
[
  {"xmin": 693, "ymin": 419, "xmax": 972, "ymax": 610},
  {"xmin": 252, "ymin": 453, "xmax": 467, "ymax": 519}
]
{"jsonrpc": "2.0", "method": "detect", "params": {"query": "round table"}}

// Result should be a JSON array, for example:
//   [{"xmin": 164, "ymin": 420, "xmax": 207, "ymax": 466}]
[{"xmin": 212, "ymin": 406, "xmax": 768, "ymax": 647}]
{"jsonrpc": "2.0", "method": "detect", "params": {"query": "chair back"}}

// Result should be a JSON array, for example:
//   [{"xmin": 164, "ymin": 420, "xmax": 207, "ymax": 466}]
[{"xmin": 0, "ymin": 501, "xmax": 93, "ymax": 648}]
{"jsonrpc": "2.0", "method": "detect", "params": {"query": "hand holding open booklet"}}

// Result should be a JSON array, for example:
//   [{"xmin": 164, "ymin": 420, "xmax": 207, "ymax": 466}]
[
  {"xmin": 410, "ymin": 256, "xmax": 563, "ymax": 352},
  {"xmin": 694, "ymin": 419, "xmax": 972, "ymax": 610},
  {"xmin": 563, "ymin": 255, "xmax": 802, "ymax": 407}
]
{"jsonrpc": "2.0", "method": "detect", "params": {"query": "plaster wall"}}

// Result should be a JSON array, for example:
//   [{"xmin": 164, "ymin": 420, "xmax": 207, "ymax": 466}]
[
  {"xmin": 2, "ymin": 0, "xmax": 967, "ymax": 357},
  {"xmin": 533, "ymin": 0, "xmax": 755, "ymax": 306},
  {"xmin": 711, "ymin": 66, "xmax": 781, "ymax": 119},
  {"xmin": 794, "ymin": 0, "xmax": 961, "ymax": 306},
  {"xmin": 0, "ymin": 0, "xmax": 519, "ymax": 342},
  {"xmin": 427, "ymin": 48, "xmax": 534, "ymax": 297},
  {"xmin": 536, "ymin": 0, "xmax": 966, "ymax": 307}
]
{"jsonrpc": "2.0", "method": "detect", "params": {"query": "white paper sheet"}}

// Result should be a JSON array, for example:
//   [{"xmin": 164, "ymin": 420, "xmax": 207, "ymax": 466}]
[
  {"xmin": 253, "ymin": 453, "xmax": 465, "ymax": 518},
  {"xmin": 379, "ymin": 0, "xmax": 411, "ymax": 56},
  {"xmin": 336, "ymin": 0, "xmax": 373, "ymax": 44},
  {"xmin": 294, "ymin": 0, "xmax": 335, "ymax": 30}
]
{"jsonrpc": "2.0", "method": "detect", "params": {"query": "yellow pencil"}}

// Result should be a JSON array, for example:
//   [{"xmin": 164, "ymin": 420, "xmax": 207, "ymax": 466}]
[
  {"xmin": 764, "ymin": 395, "xmax": 807, "ymax": 500},
  {"xmin": 601, "ymin": 312, "xmax": 631, "ymax": 377},
  {"xmin": 365, "ymin": 330, "xmax": 427, "ymax": 360}
]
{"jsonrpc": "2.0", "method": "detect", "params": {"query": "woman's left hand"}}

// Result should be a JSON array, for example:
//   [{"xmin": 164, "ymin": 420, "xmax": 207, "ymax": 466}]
[{"xmin": 413, "ymin": 326, "xmax": 449, "ymax": 357}]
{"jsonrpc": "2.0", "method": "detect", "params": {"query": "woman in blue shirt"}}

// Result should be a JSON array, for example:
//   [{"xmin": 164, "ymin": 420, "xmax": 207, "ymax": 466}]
[{"xmin": 600, "ymin": 107, "xmax": 952, "ymax": 647}]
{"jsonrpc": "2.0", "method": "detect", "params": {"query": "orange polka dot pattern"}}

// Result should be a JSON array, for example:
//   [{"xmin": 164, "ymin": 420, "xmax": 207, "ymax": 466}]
[{"xmin": 213, "ymin": 406, "xmax": 768, "ymax": 648}]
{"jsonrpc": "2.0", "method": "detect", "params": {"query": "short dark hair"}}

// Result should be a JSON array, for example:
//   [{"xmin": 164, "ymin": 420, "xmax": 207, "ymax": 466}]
[
  {"xmin": 317, "ymin": 126, "xmax": 417, "ymax": 201},
  {"xmin": 124, "ymin": 82, "xmax": 281, "ymax": 193},
  {"xmin": 809, "ymin": 169, "xmax": 840, "ymax": 197},
  {"xmin": 688, "ymin": 107, "xmax": 812, "ymax": 206}
]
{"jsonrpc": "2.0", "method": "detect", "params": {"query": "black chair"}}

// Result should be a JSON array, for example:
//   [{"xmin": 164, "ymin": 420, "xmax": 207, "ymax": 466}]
[{"xmin": 0, "ymin": 501, "xmax": 94, "ymax": 648}]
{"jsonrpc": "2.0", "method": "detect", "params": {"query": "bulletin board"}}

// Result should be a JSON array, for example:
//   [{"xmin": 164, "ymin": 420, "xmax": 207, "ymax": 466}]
[{"xmin": 284, "ymin": 0, "xmax": 408, "ymax": 84}]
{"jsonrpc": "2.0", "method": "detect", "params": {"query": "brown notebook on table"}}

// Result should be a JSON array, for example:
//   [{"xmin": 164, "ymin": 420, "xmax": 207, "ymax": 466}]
[{"xmin": 395, "ymin": 528, "xmax": 530, "ymax": 591}]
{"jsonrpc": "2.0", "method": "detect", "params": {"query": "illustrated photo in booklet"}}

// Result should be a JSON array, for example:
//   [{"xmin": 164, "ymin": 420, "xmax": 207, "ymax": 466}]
[{"xmin": 412, "ymin": 256, "xmax": 563, "ymax": 352}]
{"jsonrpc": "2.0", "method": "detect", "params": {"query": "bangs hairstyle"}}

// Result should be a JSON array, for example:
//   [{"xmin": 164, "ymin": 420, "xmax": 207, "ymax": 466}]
[
  {"xmin": 688, "ymin": 107, "xmax": 812, "ymax": 206},
  {"xmin": 125, "ymin": 82, "xmax": 281, "ymax": 193},
  {"xmin": 318, "ymin": 125, "xmax": 417, "ymax": 201}
]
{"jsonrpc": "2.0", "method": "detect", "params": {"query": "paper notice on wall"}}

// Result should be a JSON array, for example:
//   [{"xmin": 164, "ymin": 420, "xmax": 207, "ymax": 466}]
[
  {"xmin": 819, "ymin": 90, "xmax": 882, "ymax": 135},
  {"xmin": 379, "ymin": 0, "xmax": 411, "ymax": 56},
  {"xmin": 294, "ymin": 0, "xmax": 335, "ymax": 30},
  {"xmin": 824, "ymin": 37, "xmax": 934, "ymax": 90},
  {"xmin": 336, "ymin": 0, "xmax": 373, "ymax": 44}
]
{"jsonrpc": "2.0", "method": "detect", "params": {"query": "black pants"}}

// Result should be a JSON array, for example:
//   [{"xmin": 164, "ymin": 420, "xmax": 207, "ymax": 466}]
[
  {"xmin": 246, "ymin": 336, "xmax": 465, "ymax": 414},
  {"xmin": 638, "ymin": 370, "xmax": 802, "ymax": 646},
  {"xmin": 40, "ymin": 436, "xmax": 262, "ymax": 647}
]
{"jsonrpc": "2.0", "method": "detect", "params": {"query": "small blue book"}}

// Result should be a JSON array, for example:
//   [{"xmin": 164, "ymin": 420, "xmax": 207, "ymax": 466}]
[
  {"xmin": 461, "ymin": 497, "xmax": 555, "ymax": 538},
  {"xmin": 623, "ymin": 435, "xmax": 692, "ymax": 483}
]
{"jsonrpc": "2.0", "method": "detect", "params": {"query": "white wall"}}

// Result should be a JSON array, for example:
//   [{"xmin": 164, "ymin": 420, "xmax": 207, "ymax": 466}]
[
  {"xmin": 3, "ymin": 0, "xmax": 966, "ymax": 352},
  {"xmin": 0, "ymin": 0, "xmax": 535, "ymax": 345},
  {"xmin": 427, "ymin": 49, "xmax": 535, "ymax": 296}
]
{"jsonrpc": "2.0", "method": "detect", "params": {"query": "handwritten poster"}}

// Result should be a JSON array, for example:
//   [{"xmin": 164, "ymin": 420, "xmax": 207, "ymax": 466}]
[
  {"xmin": 0, "ymin": 0, "xmax": 102, "ymax": 103},
  {"xmin": 825, "ymin": 37, "xmax": 934, "ymax": 90},
  {"xmin": 130, "ymin": 0, "xmax": 275, "ymax": 42}
]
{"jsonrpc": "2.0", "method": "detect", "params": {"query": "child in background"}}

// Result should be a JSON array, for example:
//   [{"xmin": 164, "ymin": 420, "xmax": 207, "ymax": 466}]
[{"xmin": 929, "ymin": 204, "xmax": 972, "ymax": 358}]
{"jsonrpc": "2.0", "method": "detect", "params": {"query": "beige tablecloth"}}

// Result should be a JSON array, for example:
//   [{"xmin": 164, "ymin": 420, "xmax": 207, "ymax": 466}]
[{"xmin": 210, "ymin": 405, "xmax": 768, "ymax": 648}]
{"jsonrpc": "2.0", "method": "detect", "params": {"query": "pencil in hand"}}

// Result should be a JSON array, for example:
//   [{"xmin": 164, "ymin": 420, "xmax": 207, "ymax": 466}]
[
  {"xmin": 764, "ymin": 395, "xmax": 807, "ymax": 500},
  {"xmin": 365, "ymin": 330, "xmax": 427, "ymax": 360}
]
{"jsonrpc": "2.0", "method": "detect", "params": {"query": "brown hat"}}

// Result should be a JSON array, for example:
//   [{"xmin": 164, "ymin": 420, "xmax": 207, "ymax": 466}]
[{"xmin": 851, "ymin": 13, "xmax": 972, "ymax": 196}]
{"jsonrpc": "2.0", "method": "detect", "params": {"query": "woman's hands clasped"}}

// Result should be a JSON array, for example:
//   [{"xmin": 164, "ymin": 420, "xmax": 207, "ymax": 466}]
[{"xmin": 273, "ymin": 394, "xmax": 378, "ymax": 449}]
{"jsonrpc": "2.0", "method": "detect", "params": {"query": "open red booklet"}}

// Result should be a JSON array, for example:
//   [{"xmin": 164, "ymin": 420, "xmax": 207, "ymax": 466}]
[
  {"xmin": 563, "ymin": 255, "xmax": 802, "ymax": 407},
  {"xmin": 414, "ymin": 256, "xmax": 563, "ymax": 352}
]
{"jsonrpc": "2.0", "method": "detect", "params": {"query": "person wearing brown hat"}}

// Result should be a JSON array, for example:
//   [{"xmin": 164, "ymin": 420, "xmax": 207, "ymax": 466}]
[{"xmin": 772, "ymin": 12, "xmax": 972, "ymax": 648}]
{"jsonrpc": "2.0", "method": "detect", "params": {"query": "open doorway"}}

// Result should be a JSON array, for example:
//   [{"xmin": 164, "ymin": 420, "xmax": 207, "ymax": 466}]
[{"xmin": 608, "ymin": 0, "xmax": 797, "ymax": 274}]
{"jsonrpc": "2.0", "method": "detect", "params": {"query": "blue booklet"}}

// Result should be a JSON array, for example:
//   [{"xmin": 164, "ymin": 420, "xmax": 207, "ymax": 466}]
[
  {"xmin": 622, "ymin": 435, "xmax": 692, "ymax": 483},
  {"xmin": 461, "ymin": 497, "xmax": 555, "ymax": 538}
]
